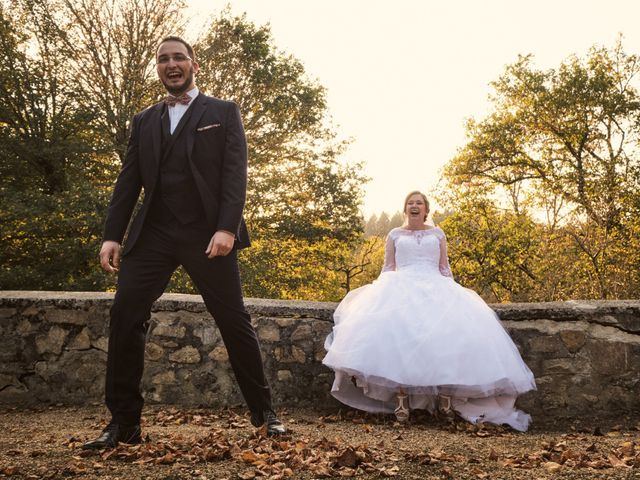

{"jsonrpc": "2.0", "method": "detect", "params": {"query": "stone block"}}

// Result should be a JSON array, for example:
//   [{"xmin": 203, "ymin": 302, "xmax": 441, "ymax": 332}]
[
  {"xmin": 35, "ymin": 326, "xmax": 68, "ymax": 355},
  {"xmin": 528, "ymin": 335, "xmax": 568, "ymax": 356},
  {"xmin": 257, "ymin": 323, "xmax": 280, "ymax": 342},
  {"xmin": 533, "ymin": 375, "xmax": 554, "ymax": 385},
  {"xmin": 151, "ymin": 324, "xmax": 186, "ymax": 339},
  {"xmin": 21, "ymin": 306, "xmax": 40, "ymax": 317},
  {"xmin": 150, "ymin": 311, "xmax": 181, "ymax": 325},
  {"xmin": 274, "ymin": 346, "xmax": 306, "ymax": 364},
  {"xmin": 0, "ymin": 383, "xmax": 28, "ymax": 402},
  {"xmin": 33, "ymin": 350, "xmax": 107, "ymax": 401},
  {"xmin": 74, "ymin": 362, "xmax": 105, "ymax": 388},
  {"xmin": 67, "ymin": 328, "xmax": 91, "ymax": 350},
  {"xmin": 0, "ymin": 308, "xmax": 17, "ymax": 319},
  {"xmin": 187, "ymin": 365, "xmax": 219, "ymax": 392},
  {"xmin": 291, "ymin": 324, "xmax": 312, "ymax": 342},
  {"xmin": 539, "ymin": 390, "xmax": 570, "ymax": 411},
  {"xmin": 542, "ymin": 358, "xmax": 586, "ymax": 375},
  {"xmin": 34, "ymin": 358, "xmax": 69, "ymax": 387},
  {"xmin": 586, "ymin": 340, "xmax": 629, "ymax": 375},
  {"xmin": 84, "ymin": 307, "xmax": 110, "ymax": 336},
  {"xmin": 193, "ymin": 325, "xmax": 218, "ymax": 346},
  {"xmin": 169, "ymin": 346, "xmax": 201, "ymax": 364},
  {"xmin": 310, "ymin": 319, "xmax": 333, "ymax": 336},
  {"xmin": 91, "ymin": 336, "xmax": 109, "ymax": 353},
  {"xmin": 581, "ymin": 394, "xmax": 599, "ymax": 405},
  {"xmin": 34, "ymin": 361, "xmax": 49, "ymax": 378},
  {"xmin": 277, "ymin": 370, "xmax": 293, "ymax": 381},
  {"xmin": 44, "ymin": 308, "xmax": 88, "ymax": 325},
  {"xmin": 173, "ymin": 312, "xmax": 206, "ymax": 327},
  {"xmin": 16, "ymin": 319, "xmax": 35, "ymax": 336},
  {"xmin": 0, "ymin": 374, "xmax": 18, "ymax": 389},
  {"xmin": 145, "ymin": 342, "xmax": 164, "ymax": 361},
  {"xmin": 208, "ymin": 346, "xmax": 229, "ymax": 362},
  {"xmin": 153, "ymin": 370, "xmax": 176, "ymax": 385},
  {"xmin": 274, "ymin": 318, "xmax": 297, "ymax": 328},
  {"xmin": 569, "ymin": 374, "xmax": 593, "ymax": 387},
  {"xmin": 559, "ymin": 330, "xmax": 586, "ymax": 353},
  {"xmin": 515, "ymin": 390, "xmax": 536, "ymax": 412},
  {"xmin": 314, "ymin": 343, "xmax": 327, "ymax": 362}
]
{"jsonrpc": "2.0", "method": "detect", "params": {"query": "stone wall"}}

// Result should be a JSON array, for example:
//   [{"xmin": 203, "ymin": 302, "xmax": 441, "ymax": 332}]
[{"xmin": 1, "ymin": 291, "xmax": 639, "ymax": 418}]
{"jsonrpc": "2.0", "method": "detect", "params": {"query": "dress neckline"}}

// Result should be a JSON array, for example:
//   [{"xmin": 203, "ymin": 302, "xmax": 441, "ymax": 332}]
[{"xmin": 399, "ymin": 226, "xmax": 437, "ymax": 232}]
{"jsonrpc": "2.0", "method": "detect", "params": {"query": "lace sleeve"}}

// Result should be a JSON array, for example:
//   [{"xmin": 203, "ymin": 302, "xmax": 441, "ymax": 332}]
[
  {"xmin": 436, "ymin": 228, "xmax": 453, "ymax": 278},
  {"xmin": 381, "ymin": 230, "xmax": 397, "ymax": 273}
]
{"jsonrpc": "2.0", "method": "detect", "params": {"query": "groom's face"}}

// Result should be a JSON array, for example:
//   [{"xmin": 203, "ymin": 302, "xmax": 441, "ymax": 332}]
[{"xmin": 156, "ymin": 40, "xmax": 200, "ymax": 95}]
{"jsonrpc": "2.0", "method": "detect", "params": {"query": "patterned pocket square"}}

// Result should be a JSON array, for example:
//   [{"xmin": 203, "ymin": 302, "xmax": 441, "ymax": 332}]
[{"xmin": 197, "ymin": 123, "xmax": 221, "ymax": 131}]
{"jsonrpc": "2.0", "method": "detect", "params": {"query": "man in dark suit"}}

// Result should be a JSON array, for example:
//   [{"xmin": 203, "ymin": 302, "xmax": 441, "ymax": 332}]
[{"xmin": 83, "ymin": 36, "xmax": 285, "ymax": 449}]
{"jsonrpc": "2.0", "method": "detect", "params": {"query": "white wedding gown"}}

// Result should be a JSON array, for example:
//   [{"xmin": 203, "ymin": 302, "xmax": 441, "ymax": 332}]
[{"xmin": 323, "ymin": 227, "xmax": 536, "ymax": 431}]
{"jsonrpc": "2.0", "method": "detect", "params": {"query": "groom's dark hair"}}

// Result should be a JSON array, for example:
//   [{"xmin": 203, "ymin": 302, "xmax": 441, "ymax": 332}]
[{"xmin": 158, "ymin": 36, "xmax": 196, "ymax": 62}]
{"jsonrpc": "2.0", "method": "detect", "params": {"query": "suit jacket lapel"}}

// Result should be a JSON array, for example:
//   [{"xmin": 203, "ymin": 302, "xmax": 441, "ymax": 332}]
[
  {"xmin": 185, "ymin": 93, "xmax": 207, "ymax": 160},
  {"xmin": 183, "ymin": 94, "xmax": 214, "ymax": 226},
  {"xmin": 148, "ymin": 102, "xmax": 163, "ymax": 168}
]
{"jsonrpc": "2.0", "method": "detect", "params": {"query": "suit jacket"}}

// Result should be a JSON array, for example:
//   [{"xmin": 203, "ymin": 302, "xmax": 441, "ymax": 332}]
[{"xmin": 103, "ymin": 93, "xmax": 251, "ymax": 254}]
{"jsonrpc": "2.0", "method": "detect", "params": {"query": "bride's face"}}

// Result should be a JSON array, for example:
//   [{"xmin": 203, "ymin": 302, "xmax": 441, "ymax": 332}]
[{"xmin": 405, "ymin": 194, "xmax": 428, "ymax": 221}]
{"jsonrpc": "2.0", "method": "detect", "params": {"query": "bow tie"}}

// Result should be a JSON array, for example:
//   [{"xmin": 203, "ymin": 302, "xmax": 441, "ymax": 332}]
[{"xmin": 164, "ymin": 93, "xmax": 192, "ymax": 107}]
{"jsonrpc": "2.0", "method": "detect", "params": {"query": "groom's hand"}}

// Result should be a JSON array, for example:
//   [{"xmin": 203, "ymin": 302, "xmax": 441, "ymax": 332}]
[
  {"xmin": 206, "ymin": 230, "xmax": 235, "ymax": 258},
  {"xmin": 99, "ymin": 241, "xmax": 122, "ymax": 273}
]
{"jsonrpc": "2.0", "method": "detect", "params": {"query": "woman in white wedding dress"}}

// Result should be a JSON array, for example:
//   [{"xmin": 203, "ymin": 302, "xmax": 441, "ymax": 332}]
[{"xmin": 322, "ymin": 191, "xmax": 536, "ymax": 431}]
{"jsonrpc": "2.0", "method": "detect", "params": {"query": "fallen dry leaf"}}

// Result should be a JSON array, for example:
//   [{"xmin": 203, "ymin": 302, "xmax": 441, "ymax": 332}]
[
  {"xmin": 607, "ymin": 452, "xmax": 631, "ymax": 468},
  {"xmin": 334, "ymin": 447, "xmax": 359, "ymax": 468},
  {"xmin": 543, "ymin": 461, "xmax": 562, "ymax": 472},
  {"xmin": 380, "ymin": 465, "xmax": 400, "ymax": 477},
  {"xmin": 1, "ymin": 466, "xmax": 19, "ymax": 476}
]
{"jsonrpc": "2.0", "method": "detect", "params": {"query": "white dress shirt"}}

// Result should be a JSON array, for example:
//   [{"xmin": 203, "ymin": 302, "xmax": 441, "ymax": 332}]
[{"xmin": 168, "ymin": 87, "xmax": 199, "ymax": 134}]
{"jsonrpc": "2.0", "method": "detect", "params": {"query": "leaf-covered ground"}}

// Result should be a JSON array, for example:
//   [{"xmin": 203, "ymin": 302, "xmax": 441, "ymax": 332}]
[{"xmin": 1, "ymin": 405, "xmax": 640, "ymax": 479}]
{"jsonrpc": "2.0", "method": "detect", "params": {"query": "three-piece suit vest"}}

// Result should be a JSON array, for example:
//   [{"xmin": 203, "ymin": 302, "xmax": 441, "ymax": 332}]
[{"xmin": 147, "ymin": 103, "xmax": 205, "ymax": 225}]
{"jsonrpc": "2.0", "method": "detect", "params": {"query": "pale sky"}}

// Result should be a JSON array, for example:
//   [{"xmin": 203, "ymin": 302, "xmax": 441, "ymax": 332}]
[{"xmin": 187, "ymin": 0, "xmax": 640, "ymax": 216}]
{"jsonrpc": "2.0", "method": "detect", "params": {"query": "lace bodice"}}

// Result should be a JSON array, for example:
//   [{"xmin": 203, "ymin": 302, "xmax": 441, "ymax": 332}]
[{"xmin": 381, "ymin": 227, "xmax": 453, "ymax": 278}]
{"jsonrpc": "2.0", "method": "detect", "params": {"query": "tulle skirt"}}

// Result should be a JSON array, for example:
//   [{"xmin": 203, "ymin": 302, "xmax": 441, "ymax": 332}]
[{"xmin": 322, "ymin": 267, "xmax": 536, "ymax": 431}]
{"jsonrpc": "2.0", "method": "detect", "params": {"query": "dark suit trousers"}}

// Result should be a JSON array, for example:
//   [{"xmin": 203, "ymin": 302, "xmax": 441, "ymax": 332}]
[{"xmin": 105, "ymin": 216, "xmax": 272, "ymax": 425}]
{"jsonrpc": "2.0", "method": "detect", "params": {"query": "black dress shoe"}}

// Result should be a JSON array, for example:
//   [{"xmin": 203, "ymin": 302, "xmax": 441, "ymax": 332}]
[
  {"xmin": 250, "ymin": 409, "xmax": 287, "ymax": 436},
  {"xmin": 82, "ymin": 423, "xmax": 142, "ymax": 449}
]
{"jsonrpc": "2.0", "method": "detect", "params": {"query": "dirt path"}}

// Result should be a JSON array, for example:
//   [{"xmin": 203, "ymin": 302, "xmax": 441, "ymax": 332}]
[{"xmin": 1, "ymin": 405, "xmax": 639, "ymax": 479}]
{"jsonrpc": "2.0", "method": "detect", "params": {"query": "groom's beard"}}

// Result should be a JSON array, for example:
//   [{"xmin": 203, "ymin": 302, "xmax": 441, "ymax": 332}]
[{"xmin": 162, "ymin": 66, "xmax": 195, "ymax": 95}]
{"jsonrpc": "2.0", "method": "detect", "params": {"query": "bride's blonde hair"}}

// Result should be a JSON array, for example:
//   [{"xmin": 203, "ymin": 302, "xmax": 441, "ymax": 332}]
[{"xmin": 403, "ymin": 191, "xmax": 430, "ymax": 221}]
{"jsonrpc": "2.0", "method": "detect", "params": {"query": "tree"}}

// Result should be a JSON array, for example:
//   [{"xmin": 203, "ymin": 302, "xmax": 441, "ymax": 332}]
[
  {"xmin": 374, "ymin": 212, "xmax": 391, "ymax": 237},
  {"xmin": 329, "ymin": 236, "xmax": 384, "ymax": 295},
  {"xmin": 389, "ymin": 211, "xmax": 404, "ymax": 230},
  {"xmin": 171, "ymin": 12, "xmax": 367, "ymax": 299},
  {"xmin": 236, "ymin": 237, "xmax": 345, "ymax": 301},
  {"xmin": 364, "ymin": 214, "xmax": 378, "ymax": 237},
  {"xmin": 444, "ymin": 40, "xmax": 640, "ymax": 299},
  {"xmin": 194, "ymin": 12, "xmax": 366, "ymax": 243},
  {"xmin": 0, "ymin": 2, "xmax": 109, "ymax": 290},
  {"xmin": 1, "ymin": 0, "xmax": 191, "ymax": 291},
  {"xmin": 1, "ymin": 4, "xmax": 367, "ymax": 299},
  {"xmin": 438, "ymin": 194, "xmax": 542, "ymax": 302},
  {"xmin": 0, "ymin": 2, "xmax": 95, "ymax": 195},
  {"xmin": 27, "ymin": 0, "xmax": 187, "ymax": 159}
]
